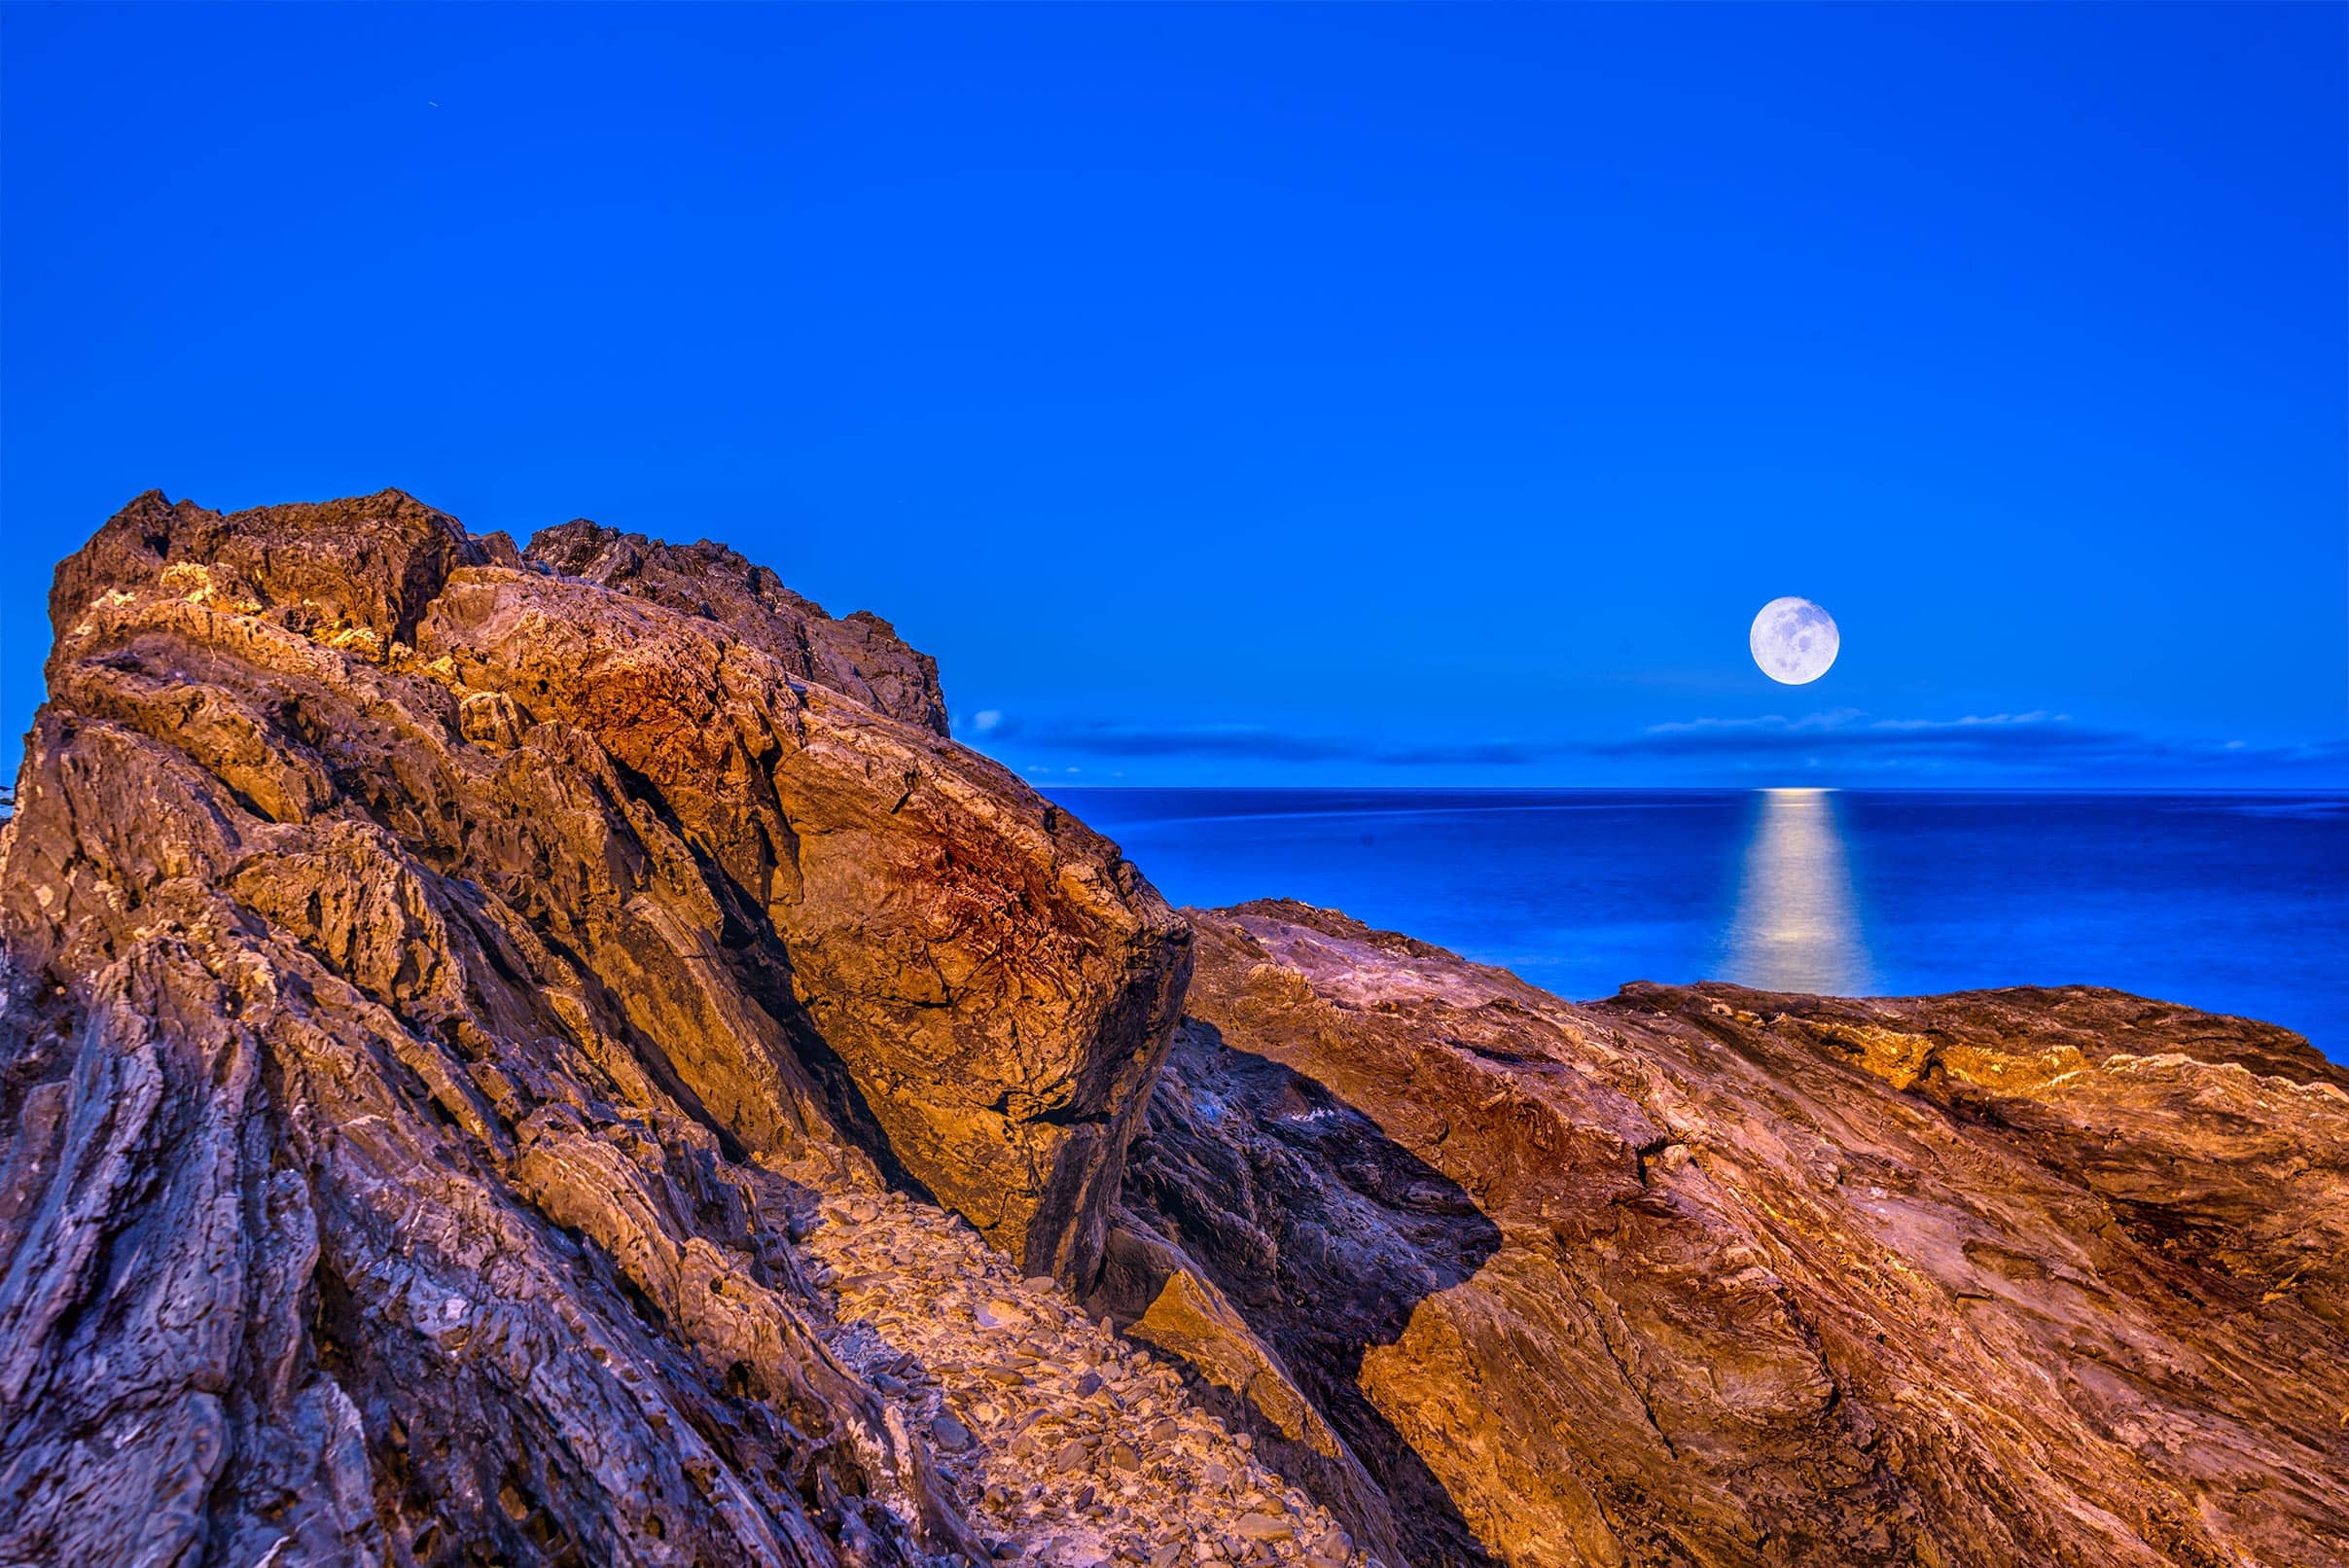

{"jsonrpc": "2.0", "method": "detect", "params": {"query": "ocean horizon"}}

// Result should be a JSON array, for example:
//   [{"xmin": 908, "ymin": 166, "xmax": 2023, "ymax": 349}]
[{"xmin": 1053, "ymin": 786, "xmax": 2349, "ymax": 1059}]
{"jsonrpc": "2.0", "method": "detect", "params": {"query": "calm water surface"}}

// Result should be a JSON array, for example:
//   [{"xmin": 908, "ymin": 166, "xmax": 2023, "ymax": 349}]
[{"xmin": 1051, "ymin": 789, "xmax": 2349, "ymax": 1057}]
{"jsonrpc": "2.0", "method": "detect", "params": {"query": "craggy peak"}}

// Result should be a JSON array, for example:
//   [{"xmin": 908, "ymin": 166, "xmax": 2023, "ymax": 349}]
[{"xmin": 1, "ymin": 491, "xmax": 2343, "ymax": 1568}]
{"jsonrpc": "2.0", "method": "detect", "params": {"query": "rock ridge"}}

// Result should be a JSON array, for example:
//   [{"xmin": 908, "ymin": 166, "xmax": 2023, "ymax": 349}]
[
  {"xmin": 521, "ymin": 520, "xmax": 950, "ymax": 737},
  {"xmin": 4, "ymin": 491, "xmax": 2344, "ymax": 1568},
  {"xmin": 0, "ymin": 488, "xmax": 1186, "ymax": 1565},
  {"xmin": 1094, "ymin": 901, "xmax": 2349, "ymax": 1568}
]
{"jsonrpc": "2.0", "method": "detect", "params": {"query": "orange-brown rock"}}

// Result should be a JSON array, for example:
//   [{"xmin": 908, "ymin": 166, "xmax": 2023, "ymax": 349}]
[
  {"xmin": 1103, "ymin": 901, "xmax": 2349, "ymax": 1568},
  {"xmin": 523, "ymin": 520, "xmax": 950, "ymax": 737},
  {"xmin": 7, "ymin": 488, "xmax": 2345, "ymax": 1568},
  {"xmin": 0, "ymin": 489, "xmax": 1185, "ymax": 1566}
]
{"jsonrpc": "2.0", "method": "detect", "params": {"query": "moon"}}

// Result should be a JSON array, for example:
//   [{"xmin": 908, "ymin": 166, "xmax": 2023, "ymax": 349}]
[{"xmin": 1750, "ymin": 597, "xmax": 1839, "ymax": 684}]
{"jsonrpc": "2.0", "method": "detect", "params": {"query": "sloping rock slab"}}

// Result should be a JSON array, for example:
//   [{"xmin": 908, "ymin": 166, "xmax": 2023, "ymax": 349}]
[{"xmin": 1108, "ymin": 900, "xmax": 2349, "ymax": 1568}]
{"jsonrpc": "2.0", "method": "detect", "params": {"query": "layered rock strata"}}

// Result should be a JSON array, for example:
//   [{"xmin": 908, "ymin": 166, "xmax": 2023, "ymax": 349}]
[
  {"xmin": 1100, "ymin": 902, "xmax": 2349, "ymax": 1568},
  {"xmin": 0, "ymin": 490, "xmax": 1185, "ymax": 1565},
  {"xmin": 521, "ymin": 521, "xmax": 950, "ymax": 738}
]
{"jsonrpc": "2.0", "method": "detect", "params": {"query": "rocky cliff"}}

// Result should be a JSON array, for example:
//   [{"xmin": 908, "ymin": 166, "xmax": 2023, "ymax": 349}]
[
  {"xmin": 0, "ymin": 490, "xmax": 1191, "ymax": 1566},
  {"xmin": 3, "ymin": 492, "xmax": 2343, "ymax": 1568},
  {"xmin": 1101, "ymin": 904, "xmax": 2349, "ymax": 1568}
]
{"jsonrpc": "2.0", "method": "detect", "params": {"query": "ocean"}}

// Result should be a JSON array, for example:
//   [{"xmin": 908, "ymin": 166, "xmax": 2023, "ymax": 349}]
[{"xmin": 1051, "ymin": 789, "xmax": 2349, "ymax": 1058}]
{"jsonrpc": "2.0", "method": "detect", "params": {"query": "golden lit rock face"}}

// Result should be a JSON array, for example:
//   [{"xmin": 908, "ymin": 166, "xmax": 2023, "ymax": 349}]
[
  {"xmin": 414, "ymin": 563, "xmax": 1192, "ymax": 1281},
  {"xmin": 1107, "ymin": 901, "xmax": 2349, "ymax": 1568},
  {"xmin": 1132, "ymin": 1267, "xmax": 1333, "ymax": 1454},
  {"xmin": 0, "ymin": 490, "xmax": 1186, "ymax": 1565},
  {"xmin": 1797, "ymin": 1017, "xmax": 1940, "ymax": 1090}
]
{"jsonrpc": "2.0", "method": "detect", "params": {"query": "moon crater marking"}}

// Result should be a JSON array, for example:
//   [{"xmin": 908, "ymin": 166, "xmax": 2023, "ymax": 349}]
[{"xmin": 1751, "ymin": 597, "xmax": 1839, "ymax": 685}]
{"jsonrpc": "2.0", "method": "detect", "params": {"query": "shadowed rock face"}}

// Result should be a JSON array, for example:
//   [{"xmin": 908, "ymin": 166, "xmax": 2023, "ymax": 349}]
[
  {"xmin": 1103, "ymin": 902, "xmax": 2349, "ymax": 1568},
  {"xmin": 0, "ymin": 489, "xmax": 1185, "ymax": 1566}
]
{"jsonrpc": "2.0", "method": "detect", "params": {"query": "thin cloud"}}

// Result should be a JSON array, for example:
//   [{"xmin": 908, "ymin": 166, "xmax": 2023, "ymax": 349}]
[
  {"xmin": 962, "ymin": 709, "xmax": 2349, "ymax": 778},
  {"xmin": 1604, "ymin": 709, "xmax": 2124, "ymax": 757},
  {"xmin": 1604, "ymin": 710, "xmax": 2349, "ymax": 774}
]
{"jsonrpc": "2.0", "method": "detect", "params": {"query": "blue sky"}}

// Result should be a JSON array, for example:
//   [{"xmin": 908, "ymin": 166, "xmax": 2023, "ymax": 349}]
[{"xmin": 4, "ymin": 3, "xmax": 2342, "ymax": 787}]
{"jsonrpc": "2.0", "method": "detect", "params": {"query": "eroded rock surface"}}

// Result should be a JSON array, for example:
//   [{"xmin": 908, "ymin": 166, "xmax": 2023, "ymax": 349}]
[
  {"xmin": 6, "ymin": 488, "xmax": 2344, "ymax": 1568},
  {"xmin": 0, "ymin": 489, "xmax": 1184, "ymax": 1565},
  {"xmin": 802, "ymin": 1180, "xmax": 1360, "ymax": 1567},
  {"xmin": 523, "ymin": 521, "xmax": 950, "ymax": 737},
  {"xmin": 1104, "ymin": 902, "xmax": 2349, "ymax": 1568}
]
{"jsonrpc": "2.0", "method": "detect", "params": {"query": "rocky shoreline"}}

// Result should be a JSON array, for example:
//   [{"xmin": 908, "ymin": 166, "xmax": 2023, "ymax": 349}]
[
  {"xmin": 1110, "ymin": 905, "xmax": 2349, "ymax": 1567},
  {"xmin": 2, "ymin": 491, "xmax": 2342, "ymax": 1567}
]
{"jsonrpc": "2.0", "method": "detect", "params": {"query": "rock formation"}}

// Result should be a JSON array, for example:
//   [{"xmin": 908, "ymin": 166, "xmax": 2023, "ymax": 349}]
[
  {"xmin": 521, "ymin": 521, "xmax": 950, "ymax": 738},
  {"xmin": 0, "ymin": 490, "xmax": 1185, "ymax": 1566},
  {"xmin": 1101, "ymin": 902, "xmax": 2349, "ymax": 1568},
  {"xmin": 4, "ymin": 491, "xmax": 2344, "ymax": 1568}
]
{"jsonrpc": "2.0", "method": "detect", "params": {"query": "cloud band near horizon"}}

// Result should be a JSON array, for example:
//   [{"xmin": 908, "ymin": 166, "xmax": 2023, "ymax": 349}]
[{"xmin": 956, "ymin": 709, "xmax": 2349, "ymax": 780}]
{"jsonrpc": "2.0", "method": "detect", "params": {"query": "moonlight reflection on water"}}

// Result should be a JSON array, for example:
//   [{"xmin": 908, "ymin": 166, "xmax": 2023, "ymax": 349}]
[
  {"xmin": 1724, "ymin": 788, "xmax": 1870, "ymax": 995},
  {"xmin": 1054, "ymin": 786, "xmax": 2343, "ymax": 1049}
]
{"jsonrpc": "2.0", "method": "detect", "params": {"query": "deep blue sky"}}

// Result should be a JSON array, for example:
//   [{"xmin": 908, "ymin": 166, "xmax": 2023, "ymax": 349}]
[{"xmin": 4, "ymin": 3, "xmax": 2342, "ymax": 787}]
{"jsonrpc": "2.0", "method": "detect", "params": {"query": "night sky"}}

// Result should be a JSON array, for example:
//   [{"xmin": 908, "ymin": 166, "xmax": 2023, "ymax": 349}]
[{"xmin": 5, "ymin": 4, "xmax": 2342, "ymax": 787}]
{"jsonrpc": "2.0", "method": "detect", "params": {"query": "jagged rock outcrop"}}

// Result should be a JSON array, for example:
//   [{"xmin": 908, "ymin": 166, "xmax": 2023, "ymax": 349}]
[
  {"xmin": 0, "ymin": 489, "xmax": 1186, "ymax": 1566},
  {"xmin": 7, "ymin": 488, "xmax": 2345, "ymax": 1568},
  {"xmin": 1101, "ymin": 902, "xmax": 2349, "ymax": 1568},
  {"xmin": 523, "ymin": 521, "xmax": 950, "ymax": 738}
]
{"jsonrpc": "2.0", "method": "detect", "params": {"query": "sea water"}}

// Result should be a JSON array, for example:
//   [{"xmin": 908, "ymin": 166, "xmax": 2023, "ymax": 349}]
[{"xmin": 1051, "ymin": 789, "xmax": 2349, "ymax": 1057}]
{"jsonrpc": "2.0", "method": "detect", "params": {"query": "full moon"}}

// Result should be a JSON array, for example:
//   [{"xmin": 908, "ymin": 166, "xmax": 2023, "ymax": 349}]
[{"xmin": 1751, "ymin": 596, "xmax": 1839, "ymax": 684}]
